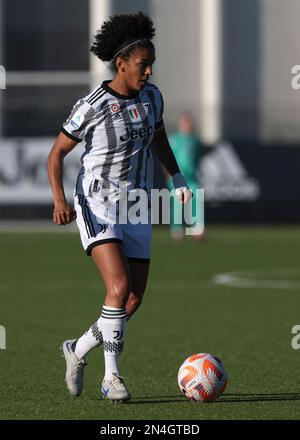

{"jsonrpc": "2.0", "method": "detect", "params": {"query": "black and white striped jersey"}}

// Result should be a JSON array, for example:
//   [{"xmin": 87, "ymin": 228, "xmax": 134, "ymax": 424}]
[{"xmin": 62, "ymin": 80, "xmax": 164, "ymax": 202}]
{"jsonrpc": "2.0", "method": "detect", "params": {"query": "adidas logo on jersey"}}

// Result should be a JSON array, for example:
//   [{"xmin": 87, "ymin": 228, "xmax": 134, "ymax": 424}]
[{"xmin": 120, "ymin": 126, "xmax": 153, "ymax": 142}]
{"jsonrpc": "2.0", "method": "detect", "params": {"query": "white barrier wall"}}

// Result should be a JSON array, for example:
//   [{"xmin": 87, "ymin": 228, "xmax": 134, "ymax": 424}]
[
  {"xmin": 0, "ymin": 138, "xmax": 83, "ymax": 203},
  {"xmin": 260, "ymin": 0, "xmax": 300, "ymax": 142}
]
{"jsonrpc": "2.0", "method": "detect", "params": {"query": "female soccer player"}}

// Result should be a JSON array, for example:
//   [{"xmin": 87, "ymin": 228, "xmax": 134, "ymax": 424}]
[{"xmin": 47, "ymin": 12, "xmax": 190, "ymax": 402}]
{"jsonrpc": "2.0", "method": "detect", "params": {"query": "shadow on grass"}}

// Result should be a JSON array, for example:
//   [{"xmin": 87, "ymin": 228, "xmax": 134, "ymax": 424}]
[
  {"xmin": 216, "ymin": 393, "xmax": 300, "ymax": 404},
  {"xmin": 115, "ymin": 393, "xmax": 300, "ymax": 405}
]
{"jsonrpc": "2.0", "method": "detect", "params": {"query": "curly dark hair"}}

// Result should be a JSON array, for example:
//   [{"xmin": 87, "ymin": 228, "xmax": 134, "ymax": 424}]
[{"xmin": 90, "ymin": 11, "xmax": 155, "ymax": 70}]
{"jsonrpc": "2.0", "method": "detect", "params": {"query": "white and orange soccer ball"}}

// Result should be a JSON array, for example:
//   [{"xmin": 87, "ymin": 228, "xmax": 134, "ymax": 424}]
[{"xmin": 178, "ymin": 353, "xmax": 228, "ymax": 402}]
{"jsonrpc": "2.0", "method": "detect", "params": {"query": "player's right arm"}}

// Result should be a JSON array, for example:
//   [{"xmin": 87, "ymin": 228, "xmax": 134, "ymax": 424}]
[{"xmin": 47, "ymin": 132, "xmax": 78, "ymax": 225}]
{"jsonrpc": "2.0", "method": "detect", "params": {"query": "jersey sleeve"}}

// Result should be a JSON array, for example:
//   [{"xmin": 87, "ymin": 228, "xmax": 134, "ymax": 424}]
[
  {"xmin": 155, "ymin": 90, "xmax": 164, "ymax": 131},
  {"xmin": 168, "ymin": 133, "xmax": 178, "ymax": 155},
  {"xmin": 62, "ymin": 99, "xmax": 96, "ymax": 142}
]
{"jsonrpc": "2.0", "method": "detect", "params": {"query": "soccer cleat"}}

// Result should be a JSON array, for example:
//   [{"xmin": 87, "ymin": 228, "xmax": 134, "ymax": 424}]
[
  {"xmin": 61, "ymin": 339, "xmax": 87, "ymax": 397},
  {"xmin": 101, "ymin": 373, "xmax": 131, "ymax": 402}
]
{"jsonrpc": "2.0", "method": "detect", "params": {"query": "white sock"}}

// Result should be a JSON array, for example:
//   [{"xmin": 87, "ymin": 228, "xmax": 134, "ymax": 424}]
[
  {"xmin": 74, "ymin": 321, "xmax": 103, "ymax": 359},
  {"xmin": 74, "ymin": 311, "xmax": 131, "ymax": 360},
  {"xmin": 99, "ymin": 305, "xmax": 127, "ymax": 380}
]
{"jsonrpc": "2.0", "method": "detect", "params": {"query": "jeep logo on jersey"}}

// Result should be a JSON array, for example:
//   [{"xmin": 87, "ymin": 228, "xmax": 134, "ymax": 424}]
[{"xmin": 120, "ymin": 126, "xmax": 153, "ymax": 142}]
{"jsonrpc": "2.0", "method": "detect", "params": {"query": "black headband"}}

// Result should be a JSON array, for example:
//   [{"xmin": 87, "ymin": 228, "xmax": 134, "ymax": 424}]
[{"xmin": 112, "ymin": 37, "xmax": 151, "ymax": 60}]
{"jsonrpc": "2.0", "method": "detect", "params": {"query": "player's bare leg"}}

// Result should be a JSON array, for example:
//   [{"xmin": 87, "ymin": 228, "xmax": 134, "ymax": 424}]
[
  {"xmin": 126, "ymin": 260, "xmax": 150, "ymax": 317},
  {"xmin": 91, "ymin": 243, "xmax": 131, "ymax": 401},
  {"xmin": 91, "ymin": 243, "xmax": 131, "ymax": 308},
  {"xmin": 66, "ymin": 249, "xmax": 150, "ymax": 400}
]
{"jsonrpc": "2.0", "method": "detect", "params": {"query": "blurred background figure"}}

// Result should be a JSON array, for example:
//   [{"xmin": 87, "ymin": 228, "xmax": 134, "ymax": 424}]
[{"xmin": 167, "ymin": 112, "xmax": 203, "ymax": 241}]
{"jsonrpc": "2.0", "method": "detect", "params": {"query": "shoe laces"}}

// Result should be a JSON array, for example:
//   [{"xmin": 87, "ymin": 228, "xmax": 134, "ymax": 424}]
[
  {"xmin": 70, "ymin": 357, "xmax": 87, "ymax": 380},
  {"xmin": 110, "ymin": 373, "xmax": 125, "ymax": 390},
  {"xmin": 74, "ymin": 358, "xmax": 87, "ymax": 368}
]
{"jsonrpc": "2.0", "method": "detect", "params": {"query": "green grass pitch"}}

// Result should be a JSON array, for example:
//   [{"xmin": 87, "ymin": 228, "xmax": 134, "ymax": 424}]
[{"xmin": 1, "ymin": 225, "xmax": 300, "ymax": 420}]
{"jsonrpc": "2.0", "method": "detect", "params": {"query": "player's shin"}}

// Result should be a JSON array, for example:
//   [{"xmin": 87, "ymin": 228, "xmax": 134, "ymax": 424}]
[
  {"xmin": 74, "ymin": 321, "xmax": 103, "ymax": 359},
  {"xmin": 74, "ymin": 311, "xmax": 131, "ymax": 360}
]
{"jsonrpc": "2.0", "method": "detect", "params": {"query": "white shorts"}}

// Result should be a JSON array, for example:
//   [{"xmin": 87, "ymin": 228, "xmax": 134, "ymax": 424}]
[{"xmin": 74, "ymin": 194, "xmax": 152, "ymax": 261}]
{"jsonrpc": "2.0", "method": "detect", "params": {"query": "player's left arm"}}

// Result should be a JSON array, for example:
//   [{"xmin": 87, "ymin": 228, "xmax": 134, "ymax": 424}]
[{"xmin": 150, "ymin": 126, "xmax": 192, "ymax": 204}]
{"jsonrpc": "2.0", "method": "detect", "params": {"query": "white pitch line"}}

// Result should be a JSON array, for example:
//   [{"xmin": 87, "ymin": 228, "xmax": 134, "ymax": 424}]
[{"xmin": 213, "ymin": 268, "xmax": 300, "ymax": 290}]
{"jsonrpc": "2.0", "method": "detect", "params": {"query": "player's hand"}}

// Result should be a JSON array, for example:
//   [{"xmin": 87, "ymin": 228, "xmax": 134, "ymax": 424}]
[
  {"xmin": 175, "ymin": 187, "xmax": 193, "ymax": 204},
  {"xmin": 172, "ymin": 173, "xmax": 192, "ymax": 204},
  {"xmin": 53, "ymin": 202, "xmax": 76, "ymax": 225}
]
